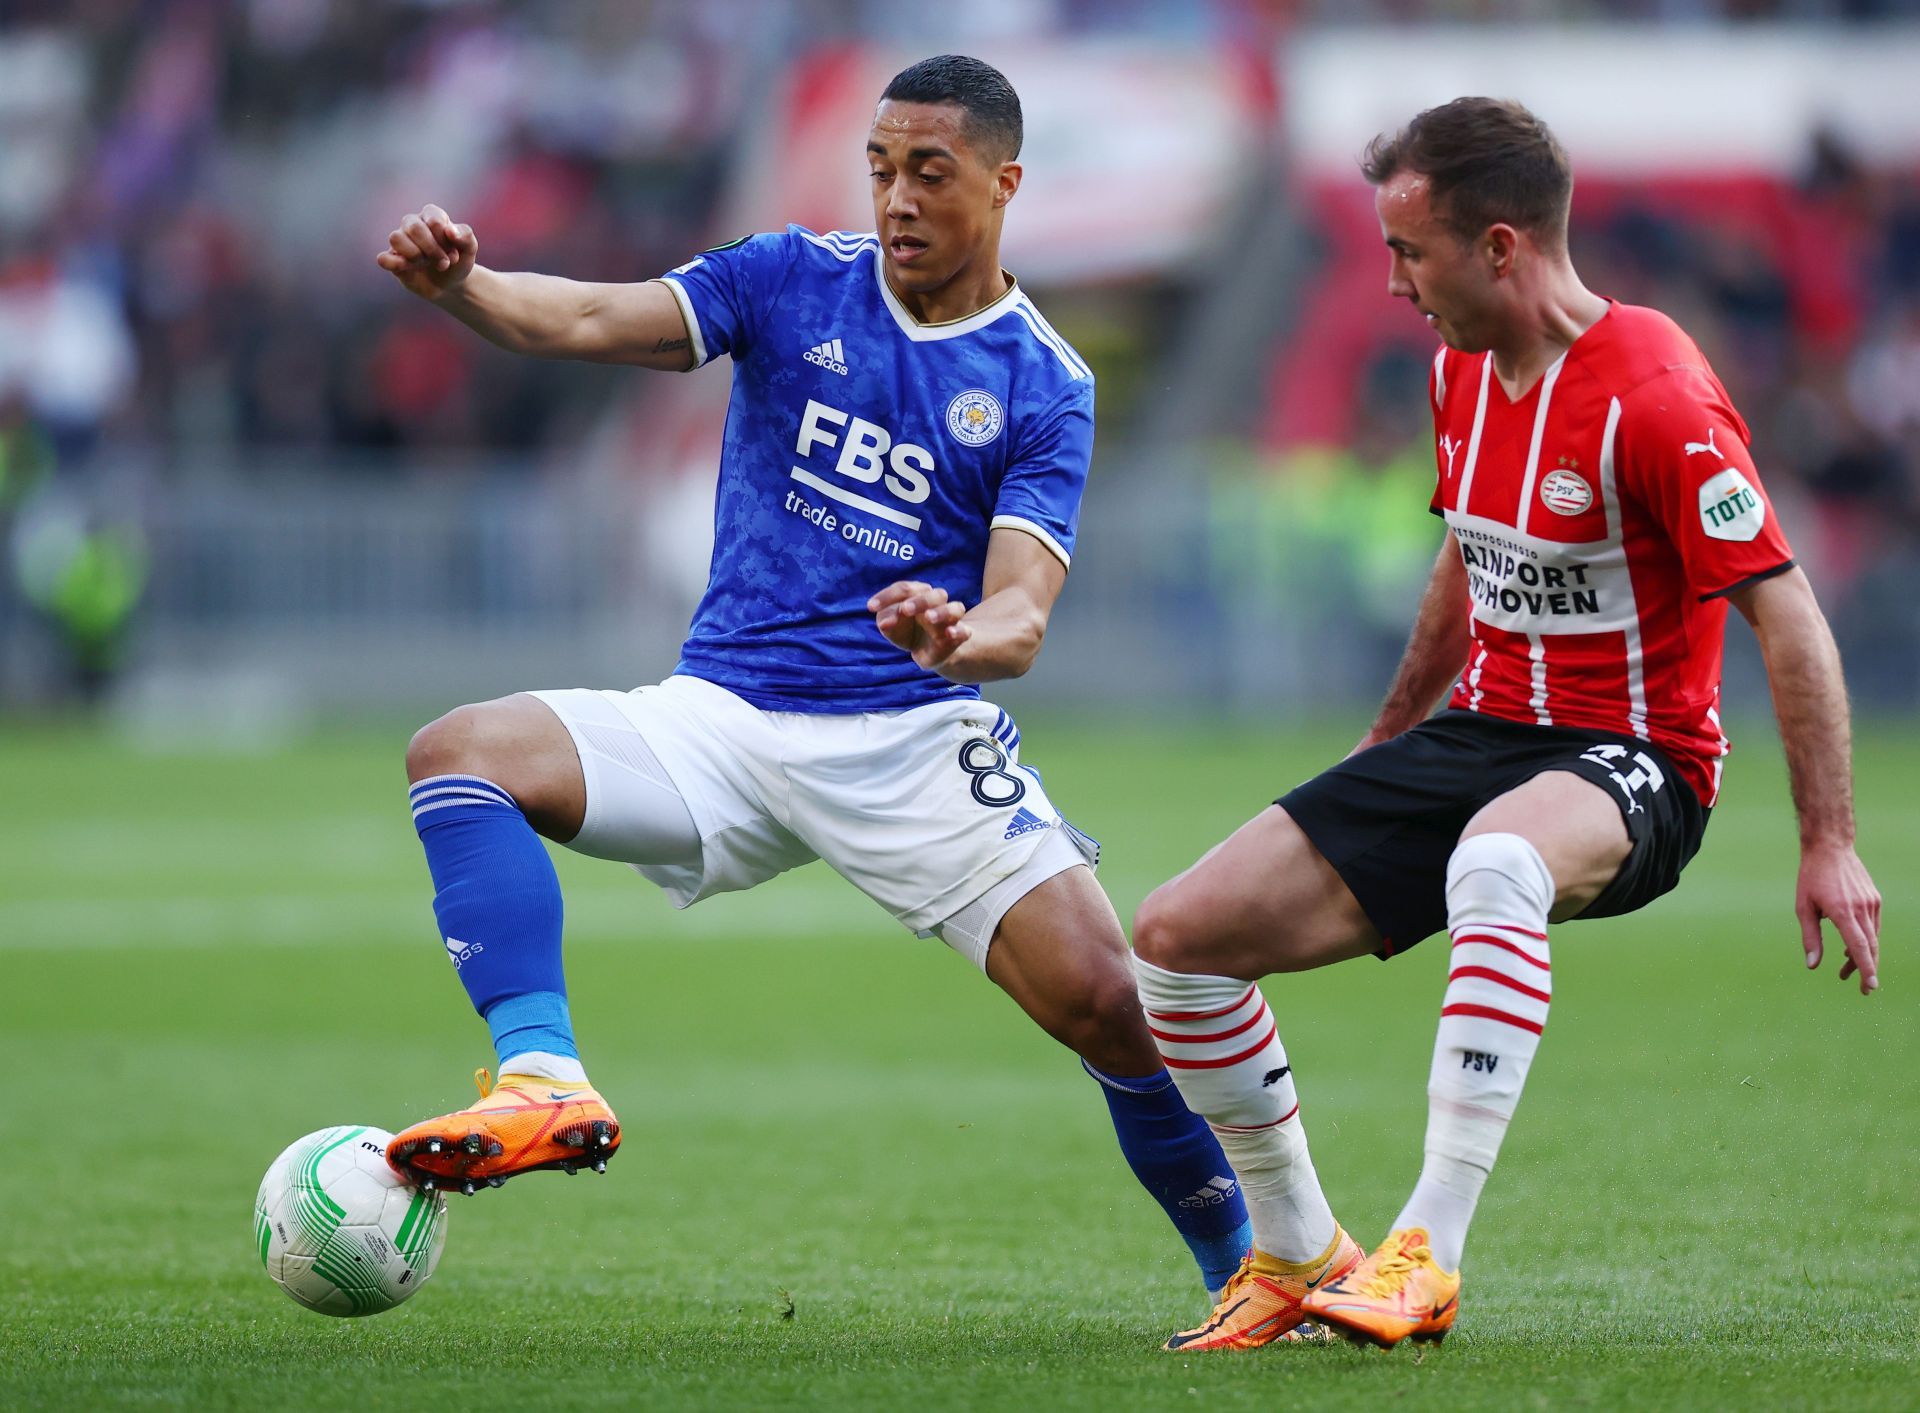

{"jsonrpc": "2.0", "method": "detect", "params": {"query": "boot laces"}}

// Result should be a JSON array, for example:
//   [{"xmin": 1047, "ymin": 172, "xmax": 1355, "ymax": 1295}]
[
  {"xmin": 473, "ymin": 1066, "xmax": 494, "ymax": 1099},
  {"xmin": 1357, "ymin": 1241, "xmax": 1432, "ymax": 1300},
  {"xmin": 1216, "ymin": 1254, "xmax": 1256, "ymax": 1302}
]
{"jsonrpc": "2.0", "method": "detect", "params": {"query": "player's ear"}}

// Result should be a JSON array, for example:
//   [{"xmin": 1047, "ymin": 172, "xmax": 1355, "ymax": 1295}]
[
  {"xmin": 1485, "ymin": 223, "xmax": 1520, "ymax": 279},
  {"xmin": 993, "ymin": 161, "xmax": 1022, "ymax": 209}
]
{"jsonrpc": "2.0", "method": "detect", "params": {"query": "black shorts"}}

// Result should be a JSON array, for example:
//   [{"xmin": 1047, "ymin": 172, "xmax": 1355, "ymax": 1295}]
[{"xmin": 1278, "ymin": 710, "xmax": 1709, "ymax": 957}]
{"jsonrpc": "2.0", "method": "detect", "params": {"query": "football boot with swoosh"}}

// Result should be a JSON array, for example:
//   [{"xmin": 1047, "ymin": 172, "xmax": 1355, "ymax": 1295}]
[
  {"xmin": 1302, "ymin": 1227, "xmax": 1460, "ymax": 1348},
  {"xmin": 1163, "ymin": 1226, "xmax": 1363, "ymax": 1351},
  {"xmin": 387, "ymin": 1069, "xmax": 620, "ymax": 1194}
]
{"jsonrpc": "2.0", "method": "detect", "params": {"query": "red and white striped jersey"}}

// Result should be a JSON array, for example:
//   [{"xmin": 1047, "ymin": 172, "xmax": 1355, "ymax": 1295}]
[{"xmin": 1429, "ymin": 301, "xmax": 1795, "ymax": 806}]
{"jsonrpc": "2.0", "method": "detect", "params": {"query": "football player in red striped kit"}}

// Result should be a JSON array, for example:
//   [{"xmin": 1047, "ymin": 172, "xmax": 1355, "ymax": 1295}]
[{"xmin": 1135, "ymin": 97, "xmax": 1882, "ymax": 1351}]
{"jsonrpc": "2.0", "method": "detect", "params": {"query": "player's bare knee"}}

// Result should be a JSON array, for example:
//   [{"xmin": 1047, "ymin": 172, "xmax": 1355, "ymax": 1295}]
[
  {"xmin": 1130, "ymin": 886, "xmax": 1181, "ymax": 969},
  {"xmin": 407, "ymin": 704, "xmax": 506, "ymax": 780},
  {"xmin": 405, "ymin": 706, "xmax": 484, "ymax": 784},
  {"xmin": 1132, "ymin": 884, "xmax": 1218, "ymax": 975},
  {"xmin": 406, "ymin": 701, "xmax": 540, "ymax": 798},
  {"xmin": 1088, "ymin": 958, "xmax": 1146, "ymax": 1028},
  {"xmin": 1446, "ymin": 831, "xmax": 1555, "ymax": 919},
  {"xmin": 1055, "ymin": 962, "xmax": 1151, "ymax": 1067}
]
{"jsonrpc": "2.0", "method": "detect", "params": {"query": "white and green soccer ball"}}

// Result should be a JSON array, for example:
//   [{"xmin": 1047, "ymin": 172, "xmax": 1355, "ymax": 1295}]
[{"xmin": 253, "ymin": 1125, "xmax": 448, "ymax": 1317}]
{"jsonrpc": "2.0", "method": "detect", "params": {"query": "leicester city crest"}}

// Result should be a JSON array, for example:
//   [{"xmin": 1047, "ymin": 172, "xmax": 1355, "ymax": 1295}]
[{"xmin": 945, "ymin": 389, "xmax": 1004, "ymax": 447}]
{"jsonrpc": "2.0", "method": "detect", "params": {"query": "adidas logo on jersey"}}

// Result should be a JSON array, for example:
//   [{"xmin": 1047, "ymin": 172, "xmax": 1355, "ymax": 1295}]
[
  {"xmin": 1178, "ymin": 1176, "xmax": 1240, "ymax": 1209},
  {"xmin": 444, "ymin": 936, "xmax": 482, "ymax": 968},
  {"xmin": 804, "ymin": 338, "xmax": 848, "ymax": 375},
  {"xmin": 1003, "ymin": 806, "xmax": 1051, "ymax": 840}
]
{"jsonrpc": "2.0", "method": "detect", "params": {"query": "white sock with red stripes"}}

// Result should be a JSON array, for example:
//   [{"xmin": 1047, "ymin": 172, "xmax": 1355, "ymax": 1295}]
[
  {"xmin": 1132, "ymin": 957, "xmax": 1337, "ymax": 1265},
  {"xmin": 1395, "ymin": 831, "xmax": 1555, "ymax": 1271}
]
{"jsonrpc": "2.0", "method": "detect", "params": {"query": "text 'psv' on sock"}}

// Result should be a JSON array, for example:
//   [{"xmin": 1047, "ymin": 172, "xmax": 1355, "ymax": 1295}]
[
  {"xmin": 410, "ymin": 775, "xmax": 580, "ymax": 1074},
  {"xmin": 1397, "ymin": 831, "xmax": 1555, "ymax": 1271},
  {"xmin": 1082, "ymin": 1061, "xmax": 1252, "ymax": 1295}
]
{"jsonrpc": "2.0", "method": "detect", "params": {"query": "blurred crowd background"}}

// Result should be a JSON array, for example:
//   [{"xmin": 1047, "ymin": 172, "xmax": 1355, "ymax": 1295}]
[{"xmin": 3, "ymin": 0, "xmax": 1918, "ymax": 730}]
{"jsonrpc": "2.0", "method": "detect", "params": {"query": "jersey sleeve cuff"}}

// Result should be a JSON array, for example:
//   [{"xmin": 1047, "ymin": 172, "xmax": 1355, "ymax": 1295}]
[
  {"xmin": 657, "ymin": 276, "xmax": 710, "ymax": 367},
  {"xmin": 989, "ymin": 515, "xmax": 1072, "ymax": 569},
  {"xmin": 1698, "ymin": 558, "xmax": 1795, "ymax": 602}
]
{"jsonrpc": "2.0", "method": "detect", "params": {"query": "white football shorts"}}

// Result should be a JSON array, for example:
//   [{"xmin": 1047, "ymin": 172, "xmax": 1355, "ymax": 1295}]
[{"xmin": 529, "ymin": 676, "xmax": 1099, "ymax": 971}]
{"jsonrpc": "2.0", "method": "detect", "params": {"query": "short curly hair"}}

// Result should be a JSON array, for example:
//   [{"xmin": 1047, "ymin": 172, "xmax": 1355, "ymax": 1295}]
[{"xmin": 881, "ymin": 54, "xmax": 1023, "ymax": 165}]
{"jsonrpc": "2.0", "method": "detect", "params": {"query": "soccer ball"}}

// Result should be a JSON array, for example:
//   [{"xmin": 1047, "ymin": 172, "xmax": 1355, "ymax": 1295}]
[{"xmin": 253, "ymin": 1125, "xmax": 448, "ymax": 1317}]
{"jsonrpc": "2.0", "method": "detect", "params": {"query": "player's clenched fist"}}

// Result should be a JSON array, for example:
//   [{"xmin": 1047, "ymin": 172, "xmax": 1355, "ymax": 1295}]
[
  {"xmin": 376, "ymin": 204, "xmax": 478, "ymax": 301},
  {"xmin": 869, "ymin": 580, "xmax": 971, "ymax": 669}
]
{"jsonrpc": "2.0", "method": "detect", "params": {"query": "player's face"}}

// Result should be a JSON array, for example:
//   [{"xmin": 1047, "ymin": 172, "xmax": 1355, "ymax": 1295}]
[
  {"xmin": 867, "ymin": 100, "xmax": 1019, "ymax": 297},
  {"xmin": 1375, "ymin": 172, "xmax": 1501, "ymax": 352}
]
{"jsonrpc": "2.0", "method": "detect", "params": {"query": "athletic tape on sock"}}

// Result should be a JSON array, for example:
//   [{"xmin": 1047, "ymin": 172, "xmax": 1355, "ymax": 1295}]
[{"xmin": 1132, "ymin": 956, "xmax": 1335, "ymax": 1263}]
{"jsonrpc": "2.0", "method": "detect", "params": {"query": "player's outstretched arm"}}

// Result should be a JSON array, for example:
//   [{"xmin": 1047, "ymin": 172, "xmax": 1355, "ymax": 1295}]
[
  {"xmin": 375, "ymin": 205, "xmax": 695, "ymax": 370},
  {"xmin": 1353, "ymin": 532, "xmax": 1472, "ymax": 753},
  {"xmin": 867, "ymin": 528, "xmax": 1066, "ymax": 684},
  {"xmin": 1730, "ymin": 567, "xmax": 1881, "ymax": 995}
]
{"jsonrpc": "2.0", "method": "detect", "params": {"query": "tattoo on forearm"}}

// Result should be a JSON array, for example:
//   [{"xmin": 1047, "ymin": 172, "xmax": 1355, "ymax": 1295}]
[{"xmin": 652, "ymin": 336, "xmax": 689, "ymax": 353}]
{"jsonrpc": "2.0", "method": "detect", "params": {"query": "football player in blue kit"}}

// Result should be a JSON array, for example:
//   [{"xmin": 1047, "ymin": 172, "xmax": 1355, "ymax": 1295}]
[{"xmin": 374, "ymin": 54, "xmax": 1254, "ymax": 1302}]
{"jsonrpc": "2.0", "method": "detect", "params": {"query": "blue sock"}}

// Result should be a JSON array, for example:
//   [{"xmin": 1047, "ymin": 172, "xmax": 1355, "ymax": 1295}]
[
  {"xmin": 410, "ymin": 775, "xmax": 577, "ymax": 1069},
  {"xmin": 1084, "ymin": 1061, "xmax": 1252, "ymax": 1292}
]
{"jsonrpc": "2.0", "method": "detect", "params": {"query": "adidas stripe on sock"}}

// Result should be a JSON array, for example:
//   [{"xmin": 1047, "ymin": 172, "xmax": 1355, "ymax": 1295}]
[{"xmin": 410, "ymin": 774, "xmax": 580, "ymax": 1074}]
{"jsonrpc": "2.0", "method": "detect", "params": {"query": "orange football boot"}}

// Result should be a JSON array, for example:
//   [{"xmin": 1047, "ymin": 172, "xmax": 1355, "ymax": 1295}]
[
  {"xmin": 387, "ymin": 1068, "xmax": 620, "ymax": 1194},
  {"xmin": 1302, "ymin": 1227, "xmax": 1460, "ymax": 1348},
  {"xmin": 1163, "ymin": 1226, "xmax": 1364, "ymax": 1351}
]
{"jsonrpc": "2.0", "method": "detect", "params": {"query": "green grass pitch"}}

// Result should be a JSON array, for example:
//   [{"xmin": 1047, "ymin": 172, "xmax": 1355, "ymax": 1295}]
[{"xmin": 2, "ymin": 714, "xmax": 1913, "ymax": 1410}]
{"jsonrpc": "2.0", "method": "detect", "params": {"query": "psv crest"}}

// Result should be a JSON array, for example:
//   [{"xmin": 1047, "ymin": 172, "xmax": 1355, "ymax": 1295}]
[{"xmin": 1539, "ymin": 467, "xmax": 1593, "ymax": 515}]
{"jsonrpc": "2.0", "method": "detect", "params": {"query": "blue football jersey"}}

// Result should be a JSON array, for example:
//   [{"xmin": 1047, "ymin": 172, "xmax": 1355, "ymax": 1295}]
[{"xmin": 657, "ymin": 225, "xmax": 1095, "ymax": 712}]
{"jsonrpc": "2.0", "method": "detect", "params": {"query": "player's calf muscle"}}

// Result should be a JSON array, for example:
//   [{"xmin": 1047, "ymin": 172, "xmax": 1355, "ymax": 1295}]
[{"xmin": 988, "ymin": 876, "xmax": 1159, "ymax": 1073}]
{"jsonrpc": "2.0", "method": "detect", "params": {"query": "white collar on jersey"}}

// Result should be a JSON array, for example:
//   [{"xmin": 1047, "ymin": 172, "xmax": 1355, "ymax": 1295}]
[{"xmin": 870, "ymin": 243, "xmax": 1025, "ymax": 341}]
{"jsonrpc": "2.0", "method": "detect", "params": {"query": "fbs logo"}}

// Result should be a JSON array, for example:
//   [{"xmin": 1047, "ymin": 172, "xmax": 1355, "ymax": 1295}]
[
  {"xmin": 794, "ymin": 398, "xmax": 934, "ymax": 530},
  {"xmin": 804, "ymin": 338, "xmax": 848, "ymax": 375},
  {"xmin": 444, "ymin": 935, "xmax": 482, "ymax": 969}
]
